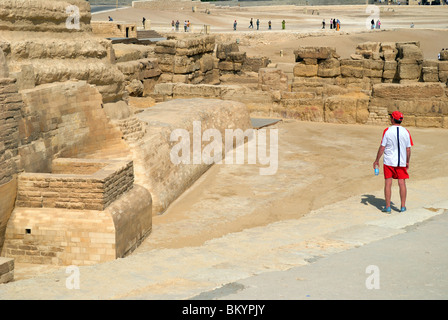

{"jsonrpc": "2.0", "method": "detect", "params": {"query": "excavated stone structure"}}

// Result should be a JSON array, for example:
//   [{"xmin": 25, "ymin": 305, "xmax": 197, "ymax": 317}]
[
  {"xmin": 0, "ymin": 0, "xmax": 255, "ymax": 270},
  {"xmin": 153, "ymin": 42, "xmax": 448, "ymax": 128}
]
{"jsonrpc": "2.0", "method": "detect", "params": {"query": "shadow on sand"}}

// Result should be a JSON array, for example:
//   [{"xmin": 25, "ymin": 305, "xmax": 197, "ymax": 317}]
[{"xmin": 361, "ymin": 194, "xmax": 399, "ymax": 212}]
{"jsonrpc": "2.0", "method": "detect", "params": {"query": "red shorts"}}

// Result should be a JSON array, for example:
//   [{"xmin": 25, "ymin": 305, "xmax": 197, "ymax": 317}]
[{"xmin": 383, "ymin": 164, "xmax": 409, "ymax": 180}]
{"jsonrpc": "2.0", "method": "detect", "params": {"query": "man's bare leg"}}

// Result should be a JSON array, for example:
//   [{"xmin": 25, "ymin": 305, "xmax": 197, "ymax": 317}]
[
  {"xmin": 398, "ymin": 179, "xmax": 407, "ymax": 209},
  {"xmin": 384, "ymin": 178, "xmax": 393, "ymax": 209}
]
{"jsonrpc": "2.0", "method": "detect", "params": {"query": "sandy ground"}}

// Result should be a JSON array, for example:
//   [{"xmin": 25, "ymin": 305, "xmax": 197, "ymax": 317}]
[
  {"xmin": 92, "ymin": 4, "xmax": 448, "ymax": 62},
  {"xmin": 11, "ymin": 4, "xmax": 448, "ymax": 281},
  {"xmin": 133, "ymin": 120, "xmax": 448, "ymax": 253}
]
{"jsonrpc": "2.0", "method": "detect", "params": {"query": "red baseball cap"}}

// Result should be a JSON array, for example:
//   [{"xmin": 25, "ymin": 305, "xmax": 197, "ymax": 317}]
[{"xmin": 390, "ymin": 111, "xmax": 404, "ymax": 121}]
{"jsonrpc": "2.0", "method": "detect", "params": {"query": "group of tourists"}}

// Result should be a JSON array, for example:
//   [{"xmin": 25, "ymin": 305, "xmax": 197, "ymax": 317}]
[
  {"xmin": 370, "ymin": 19, "xmax": 382, "ymax": 29},
  {"xmin": 171, "ymin": 20, "xmax": 191, "ymax": 32},
  {"xmin": 233, "ymin": 18, "xmax": 285, "ymax": 31},
  {"xmin": 324, "ymin": 18, "xmax": 341, "ymax": 31}
]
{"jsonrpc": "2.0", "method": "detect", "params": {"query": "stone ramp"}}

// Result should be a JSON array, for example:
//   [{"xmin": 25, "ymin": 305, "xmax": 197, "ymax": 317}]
[{"xmin": 0, "ymin": 177, "xmax": 446, "ymax": 299}]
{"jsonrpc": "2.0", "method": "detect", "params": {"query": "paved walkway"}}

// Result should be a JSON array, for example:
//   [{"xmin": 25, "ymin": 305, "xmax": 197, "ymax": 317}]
[{"xmin": 0, "ymin": 177, "xmax": 446, "ymax": 300}]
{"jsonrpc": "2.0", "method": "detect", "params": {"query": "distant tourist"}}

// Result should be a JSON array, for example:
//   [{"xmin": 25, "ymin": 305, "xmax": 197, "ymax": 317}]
[
  {"xmin": 330, "ymin": 18, "xmax": 333, "ymax": 29},
  {"xmin": 256, "ymin": 19, "xmax": 260, "ymax": 30},
  {"xmin": 249, "ymin": 18, "xmax": 254, "ymax": 29},
  {"xmin": 333, "ymin": 18, "xmax": 336, "ymax": 29},
  {"xmin": 108, "ymin": 16, "xmax": 113, "ymax": 22},
  {"xmin": 187, "ymin": 20, "xmax": 190, "ymax": 32},
  {"xmin": 322, "ymin": 19, "xmax": 325, "ymax": 29},
  {"xmin": 371, "ymin": 19, "xmax": 375, "ymax": 29},
  {"xmin": 142, "ymin": 17, "xmax": 146, "ymax": 28},
  {"xmin": 336, "ymin": 19, "xmax": 340, "ymax": 31},
  {"xmin": 282, "ymin": 20, "xmax": 286, "ymax": 30},
  {"xmin": 233, "ymin": 20, "xmax": 237, "ymax": 31},
  {"xmin": 184, "ymin": 20, "xmax": 187, "ymax": 32},
  {"xmin": 410, "ymin": 22, "xmax": 414, "ymax": 28},
  {"xmin": 376, "ymin": 19, "xmax": 381, "ymax": 29},
  {"xmin": 175, "ymin": 20, "xmax": 179, "ymax": 31},
  {"xmin": 268, "ymin": 20, "xmax": 271, "ymax": 30},
  {"xmin": 171, "ymin": 20, "xmax": 175, "ymax": 31}
]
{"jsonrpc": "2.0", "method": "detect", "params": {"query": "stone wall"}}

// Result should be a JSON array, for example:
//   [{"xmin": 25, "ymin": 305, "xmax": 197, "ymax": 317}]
[
  {"xmin": 130, "ymin": 98, "xmax": 252, "ymax": 215},
  {"xmin": 0, "ymin": 52, "xmax": 22, "ymax": 253},
  {"xmin": 16, "ymin": 159, "xmax": 134, "ymax": 211},
  {"xmin": 91, "ymin": 21, "xmax": 138, "ymax": 38},
  {"xmin": 0, "ymin": 257, "xmax": 14, "ymax": 283},
  {"xmin": 216, "ymin": 42, "xmax": 270, "ymax": 74},
  {"xmin": 155, "ymin": 35, "xmax": 219, "ymax": 85},
  {"xmin": 18, "ymin": 81, "xmax": 128, "ymax": 173}
]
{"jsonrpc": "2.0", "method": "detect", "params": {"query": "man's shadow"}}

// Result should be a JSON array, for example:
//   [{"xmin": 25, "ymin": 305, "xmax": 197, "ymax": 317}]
[{"xmin": 361, "ymin": 194, "xmax": 399, "ymax": 212}]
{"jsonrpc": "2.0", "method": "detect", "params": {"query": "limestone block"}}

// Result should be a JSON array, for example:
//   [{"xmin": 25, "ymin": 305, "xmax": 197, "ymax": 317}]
[
  {"xmin": 415, "ymin": 116, "xmax": 443, "ymax": 128},
  {"xmin": 277, "ymin": 100, "xmax": 324, "ymax": 122},
  {"xmin": 398, "ymin": 44, "xmax": 423, "ymax": 62},
  {"xmin": 125, "ymin": 79, "xmax": 144, "ymax": 97},
  {"xmin": 334, "ymin": 77, "xmax": 372, "ymax": 91},
  {"xmin": 340, "ymin": 60, "xmax": 364, "ymax": 78},
  {"xmin": 364, "ymin": 60, "xmax": 384, "ymax": 78},
  {"xmin": 396, "ymin": 99, "xmax": 448, "ymax": 116},
  {"xmin": 242, "ymin": 56, "xmax": 270, "ymax": 73},
  {"xmin": 103, "ymin": 101, "xmax": 131, "ymax": 120},
  {"xmin": 153, "ymin": 83, "xmax": 174, "ymax": 96},
  {"xmin": 218, "ymin": 61, "xmax": 236, "ymax": 71},
  {"xmin": 373, "ymin": 82, "xmax": 446, "ymax": 100},
  {"xmin": 203, "ymin": 69, "xmax": 220, "ymax": 85},
  {"xmin": 0, "ymin": 257, "xmax": 14, "ymax": 284},
  {"xmin": 0, "ymin": 49, "xmax": 8, "ymax": 78},
  {"xmin": 398, "ymin": 60, "xmax": 422, "ymax": 81},
  {"xmin": 380, "ymin": 42, "xmax": 398, "ymax": 61},
  {"xmin": 294, "ymin": 47, "xmax": 337, "ymax": 61},
  {"xmin": 228, "ymin": 52, "xmax": 246, "ymax": 63},
  {"xmin": 216, "ymin": 42, "xmax": 239, "ymax": 60},
  {"xmin": 317, "ymin": 58, "xmax": 340, "ymax": 78},
  {"xmin": 200, "ymin": 54, "xmax": 214, "ymax": 73},
  {"xmin": 440, "ymin": 49, "xmax": 448, "ymax": 61},
  {"xmin": 258, "ymin": 68, "xmax": 288, "ymax": 92},
  {"xmin": 383, "ymin": 60, "xmax": 398, "ymax": 71},
  {"xmin": 293, "ymin": 63, "xmax": 318, "ymax": 77},
  {"xmin": 324, "ymin": 92, "xmax": 370, "ymax": 124},
  {"xmin": 422, "ymin": 67, "xmax": 439, "ymax": 82},
  {"xmin": 356, "ymin": 42, "xmax": 381, "ymax": 60},
  {"xmin": 439, "ymin": 61, "xmax": 448, "ymax": 83},
  {"xmin": 173, "ymin": 55, "xmax": 199, "ymax": 74}
]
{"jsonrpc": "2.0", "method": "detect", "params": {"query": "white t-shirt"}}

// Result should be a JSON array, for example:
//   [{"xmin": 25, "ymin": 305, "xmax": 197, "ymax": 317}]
[{"xmin": 381, "ymin": 125, "xmax": 413, "ymax": 167}]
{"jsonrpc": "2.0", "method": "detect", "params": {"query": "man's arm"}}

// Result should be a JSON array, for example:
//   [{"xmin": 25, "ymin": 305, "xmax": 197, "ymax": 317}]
[
  {"xmin": 406, "ymin": 147, "xmax": 411, "ymax": 169},
  {"xmin": 373, "ymin": 145, "xmax": 386, "ymax": 169}
]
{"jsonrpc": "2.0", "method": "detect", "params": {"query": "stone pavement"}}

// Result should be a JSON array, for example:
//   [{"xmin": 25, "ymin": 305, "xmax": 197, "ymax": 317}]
[{"xmin": 0, "ymin": 177, "xmax": 446, "ymax": 300}]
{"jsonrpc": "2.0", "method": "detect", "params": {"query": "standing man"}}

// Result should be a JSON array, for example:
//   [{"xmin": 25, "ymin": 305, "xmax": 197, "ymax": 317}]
[
  {"xmin": 373, "ymin": 111, "xmax": 414, "ymax": 213},
  {"xmin": 256, "ymin": 18, "xmax": 260, "ymax": 30}
]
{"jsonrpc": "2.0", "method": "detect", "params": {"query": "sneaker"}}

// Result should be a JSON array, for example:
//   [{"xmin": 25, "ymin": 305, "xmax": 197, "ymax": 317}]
[
  {"xmin": 382, "ymin": 206, "xmax": 391, "ymax": 213},
  {"xmin": 401, "ymin": 207, "xmax": 406, "ymax": 212}
]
